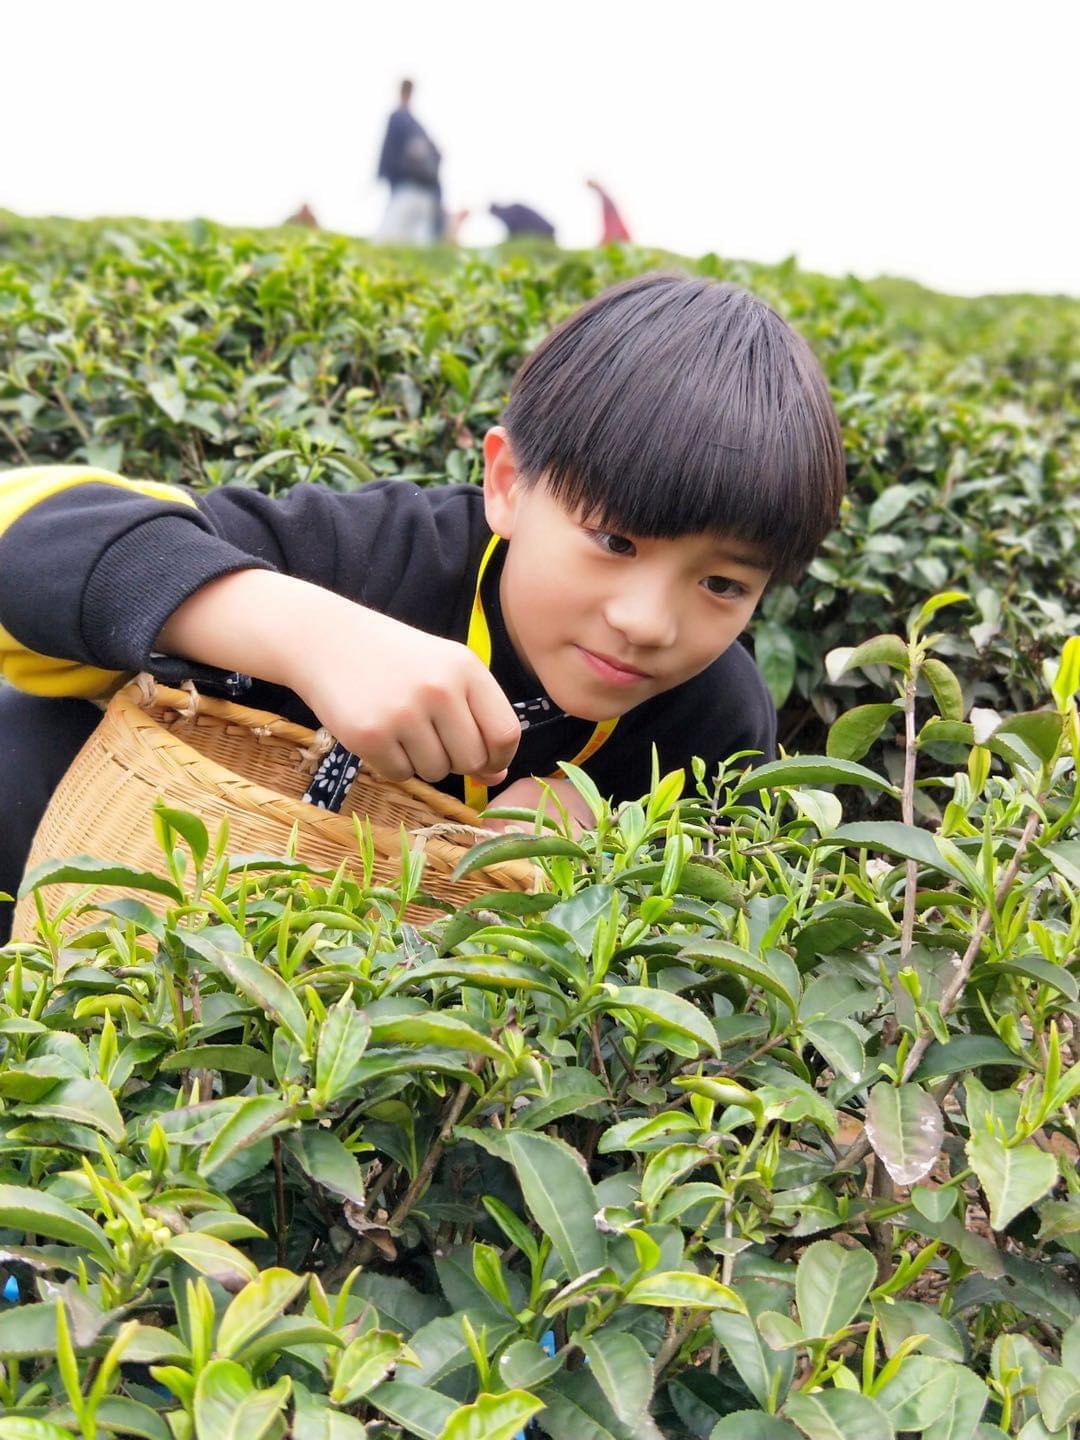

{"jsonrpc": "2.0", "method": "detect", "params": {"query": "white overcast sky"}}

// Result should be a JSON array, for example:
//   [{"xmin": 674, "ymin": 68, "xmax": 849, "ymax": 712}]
[{"xmin": 6, "ymin": 0, "xmax": 1077, "ymax": 297}]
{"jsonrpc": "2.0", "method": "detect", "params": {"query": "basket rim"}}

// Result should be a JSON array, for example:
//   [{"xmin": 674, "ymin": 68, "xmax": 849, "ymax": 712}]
[{"xmin": 109, "ymin": 678, "xmax": 536, "ymax": 887}]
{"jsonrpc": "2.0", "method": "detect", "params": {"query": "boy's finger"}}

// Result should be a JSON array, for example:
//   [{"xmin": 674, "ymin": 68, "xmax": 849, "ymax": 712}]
[
  {"xmin": 394, "ymin": 715, "xmax": 453, "ymax": 784},
  {"xmin": 434, "ymin": 694, "xmax": 507, "ymax": 783},
  {"xmin": 467, "ymin": 673, "xmax": 521, "ymax": 774}
]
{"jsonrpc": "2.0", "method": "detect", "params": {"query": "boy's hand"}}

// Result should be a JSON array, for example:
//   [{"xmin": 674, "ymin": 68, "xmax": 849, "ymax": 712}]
[
  {"xmin": 155, "ymin": 570, "xmax": 520, "ymax": 786},
  {"xmin": 293, "ymin": 604, "xmax": 521, "ymax": 786}
]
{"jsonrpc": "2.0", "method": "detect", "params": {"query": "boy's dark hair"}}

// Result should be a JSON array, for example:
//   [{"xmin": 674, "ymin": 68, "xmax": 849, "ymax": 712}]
[{"xmin": 501, "ymin": 272, "xmax": 846, "ymax": 580}]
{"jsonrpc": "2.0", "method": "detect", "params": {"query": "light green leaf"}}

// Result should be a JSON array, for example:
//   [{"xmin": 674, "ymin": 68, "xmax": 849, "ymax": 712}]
[
  {"xmin": 623, "ymin": 1270, "xmax": 746, "ymax": 1311},
  {"xmin": 332, "ymin": 1329, "xmax": 411, "ymax": 1406},
  {"xmin": 0, "ymin": 1422, "xmax": 80, "ymax": 1440},
  {"xmin": 451, "ymin": 833, "xmax": 587, "ymax": 880},
  {"xmin": 877, "ymin": 1356, "xmax": 962, "ymax": 1429},
  {"xmin": 293, "ymin": 1383, "xmax": 369, "ymax": 1440},
  {"xmin": 216, "ymin": 1268, "xmax": 305, "ymax": 1359},
  {"xmin": 754, "ymin": 621, "xmax": 798, "ymax": 708},
  {"xmin": 966, "ymin": 1131, "xmax": 1058, "ymax": 1231},
  {"xmin": 711, "ymin": 1307, "xmax": 795, "ymax": 1409},
  {"xmin": 640, "ymin": 1144, "xmax": 712, "ymax": 1213},
  {"xmin": 497, "ymin": 1337, "xmax": 563, "ymax": 1390},
  {"xmin": 368, "ymin": 1382, "xmax": 456, "ymax": 1440},
  {"xmin": 842, "ymin": 633, "xmax": 910, "ymax": 673},
  {"xmin": 581, "ymin": 1327, "xmax": 653, "ymax": 1428},
  {"xmin": 795, "ymin": 1240, "xmax": 877, "ymax": 1338},
  {"xmin": 868, "ymin": 485, "xmax": 917, "ymax": 532},
  {"xmin": 163, "ymin": 1232, "xmax": 258, "ymax": 1289},
  {"xmin": 0, "ymin": 1183, "xmax": 111, "ymax": 1265},
  {"xmin": 408, "ymin": 1315, "xmax": 515, "ymax": 1388},
  {"xmin": 866, "ymin": 1083, "xmax": 944, "ymax": 1186},
  {"xmin": 192, "ymin": 1359, "xmax": 290, "ymax": 1440},
  {"xmin": 462, "ymin": 1128, "xmax": 604, "ymax": 1277},
  {"xmin": 783, "ymin": 1387, "xmax": 894, "ymax": 1440},
  {"xmin": 199, "ymin": 1096, "xmax": 295, "ymax": 1177},
  {"xmin": 606, "ymin": 985, "xmax": 720, "ymax": 1054},
  {"xmin": 823, "ymin": 822, "xmax": 962, "ymax": 879},
  {"xmin": 827, "ymin": 705, "xmax": 899, "ymax": 762},
  {"xmin": 18, "ymin": 855, "xmax": 182, "ymax": 903},
  {"xmin": 873, "ymin": 1299, "xmax": 965, "ymax": 1361},
  {"xmin": 786, "ymin": 787, "xmax": 844, "ymax": 836},
  {"xmin": 804, "ymin": 1020, "xmax": 866, "ymax": 1082},
  {"xmin": 710, "ymin": 1417, "xmax": 803, "ymax": 1440},
  {"xmin": 437, "ymin": 1389, "xmax": 544, "ymax": 1440},
  {"xmin": 734, "ymin": 756, "xmax": 896, "ymax": 798},
  {"xmin": 160, "ymin": 1045, "xmax": 275, "ymax": 1081},
  {"xmin": 315, "ymin": 997, "xmax": 371, "ymax": 1103},
  {"xmin": 285, "ymin": 1128, "xmax": 365, "ymax": 1204},
  {"xmin": 0, "ymin": 1305, "xmax": 73, "ymax": 1367},
  {"xmin": 188, "ymin": 929, "xmax": 308, "ymax": 1043},
  {"xmin": 367, "ymin": 1010, "xmax": 504, "ymax": 1060},
  {"xmin": 1051, "ymin": 636, "xmax": 1080, "ymax": 710},
  {"xmin": 11, "ymin": 1076, "xmax": 124, "ymax": 1143},
  {"xmin": 920, "ymin": 1367, "xmax": 990, "ymax": 1440},
  {"xmin": 1036, "ymin": 1367, "xmax": 1080, "ymax": 1432},
  {"xmin": 922, "ymin": 659, "xmax": 965, "ymax": 721},
  {"xmin": 677, "ymin": 938, "xmax": 800, "ymax": 1013},
  {"xmin": 913, "ymin": 590, "xmax": 970, "ymax": 633}
]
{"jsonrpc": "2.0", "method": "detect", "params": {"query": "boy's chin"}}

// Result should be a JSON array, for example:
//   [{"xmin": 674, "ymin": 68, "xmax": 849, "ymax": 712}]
[{"xmin": 543, "ymin": 675, "xmax": 640, "ymax": 723}]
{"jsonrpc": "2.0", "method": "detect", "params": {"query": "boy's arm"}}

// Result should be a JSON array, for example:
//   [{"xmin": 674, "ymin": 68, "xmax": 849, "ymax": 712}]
[
  {"xmin": 0, "ymin": 466, "xmax": 477, "ymax": 698},
  {"xmin": 0, "ymin": 465, "xmax": 519, "ymax": 784}
]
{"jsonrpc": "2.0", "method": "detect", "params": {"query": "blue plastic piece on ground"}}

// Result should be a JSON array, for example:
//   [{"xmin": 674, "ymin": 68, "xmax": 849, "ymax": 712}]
[{"xmin": 1, "ymin": 1274, "xmax": 19, "ymax": 1303}]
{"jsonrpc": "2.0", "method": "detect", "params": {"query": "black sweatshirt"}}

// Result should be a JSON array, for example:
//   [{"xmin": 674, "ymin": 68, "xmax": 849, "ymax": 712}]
[{"xmin": 0, "ymin": 467, "xmax": 776, "ymax": 806}]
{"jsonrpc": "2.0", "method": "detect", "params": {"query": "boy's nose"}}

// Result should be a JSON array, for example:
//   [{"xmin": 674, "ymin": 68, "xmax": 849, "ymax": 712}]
[{"xmin": 601, "ymin": 583, "xmax": 680, "ymax": 651}]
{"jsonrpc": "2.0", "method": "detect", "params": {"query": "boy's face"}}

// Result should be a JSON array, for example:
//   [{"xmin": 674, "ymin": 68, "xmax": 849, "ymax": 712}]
[{"xmin": 482, "ymin": 428, "xmax": 773, "ymax": 722}]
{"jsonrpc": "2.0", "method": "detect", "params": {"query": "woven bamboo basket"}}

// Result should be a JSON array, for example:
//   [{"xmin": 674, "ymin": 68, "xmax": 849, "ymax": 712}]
[{"xmin": 11, "ymin": 675, "xmax": 537, "ymax": 940}]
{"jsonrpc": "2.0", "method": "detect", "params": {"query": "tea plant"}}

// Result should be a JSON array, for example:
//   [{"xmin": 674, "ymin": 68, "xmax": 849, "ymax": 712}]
[{"xmin": 0, "ymin": 606, "xmax": 1077, "ymax": 1438}]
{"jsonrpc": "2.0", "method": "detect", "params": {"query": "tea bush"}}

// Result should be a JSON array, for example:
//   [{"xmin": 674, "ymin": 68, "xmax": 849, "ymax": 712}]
[
  {"xmin": 0, "ymin": 215, "xmax": 1078, "ymax": 1438},
  {"xmin": 0, "ymin": 610, "xmax": 1077, "ymax": 1438},
  {"xmin": 1, "ymin": 211, "xmax": 1077, "ymax": 758}
]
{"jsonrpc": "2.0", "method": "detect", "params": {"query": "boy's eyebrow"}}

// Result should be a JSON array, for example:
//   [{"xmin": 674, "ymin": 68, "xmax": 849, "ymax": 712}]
[{"xmin": 709, "ymin": 541, "xmax": 774, "ymax": 572}]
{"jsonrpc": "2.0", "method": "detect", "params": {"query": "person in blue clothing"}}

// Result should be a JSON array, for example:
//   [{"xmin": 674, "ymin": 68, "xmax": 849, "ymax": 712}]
[{"xmin": 375, "ymin": 79, "xmax": 443, "ymax": 244}]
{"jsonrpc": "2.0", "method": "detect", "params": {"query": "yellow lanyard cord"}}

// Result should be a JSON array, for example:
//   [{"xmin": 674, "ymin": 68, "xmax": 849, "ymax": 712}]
[{"xmin": 463, "ymin": 534, "xmax": 619, "ymax": 812}]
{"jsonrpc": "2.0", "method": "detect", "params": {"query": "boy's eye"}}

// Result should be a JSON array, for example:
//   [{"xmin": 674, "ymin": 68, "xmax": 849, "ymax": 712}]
[
  {"xmin": 703, "ymin": 576, "xmax": 747, "ymax": 599},
  {"xmin": 590, "ymin": 530, "xmax": 635, "ymax": 556}
]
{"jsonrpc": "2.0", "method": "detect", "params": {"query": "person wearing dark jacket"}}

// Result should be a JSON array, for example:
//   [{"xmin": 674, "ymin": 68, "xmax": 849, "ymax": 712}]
[
  {"xmin": 0, "ymin": 274, "xmax": 847, "ymax": 941},
  {"xmin": 375, "ymin": 79, "xmax": 442, "ymax": 244}
]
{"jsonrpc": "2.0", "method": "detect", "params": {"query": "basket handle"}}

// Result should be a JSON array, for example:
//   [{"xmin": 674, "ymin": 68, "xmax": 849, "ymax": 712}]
[{"xmin": 147, "ymin": 654, "xmax": 253, "ymax": 701}]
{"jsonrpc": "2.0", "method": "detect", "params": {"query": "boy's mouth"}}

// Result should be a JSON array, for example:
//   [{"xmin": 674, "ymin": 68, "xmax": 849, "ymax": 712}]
[{"xmin": 575, "ymin": 646, "xmax": 652, "ymax": 684}]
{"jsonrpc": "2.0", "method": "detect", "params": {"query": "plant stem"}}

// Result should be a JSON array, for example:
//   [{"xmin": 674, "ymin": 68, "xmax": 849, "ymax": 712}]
[
  {"xmin": 900, "ymin": 673, "xmax": 918, "ymax": 963},
  {"xmin": 836, "ymin": 801, "xmax": 1045, "ymax": 1173},
  {"xmin": 273, "ymin": 1134, "xmax": 287, "ymax": 1266}
]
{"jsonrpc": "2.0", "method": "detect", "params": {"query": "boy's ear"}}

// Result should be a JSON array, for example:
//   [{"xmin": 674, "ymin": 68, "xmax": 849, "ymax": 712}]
[{"xmin": 482, "ymin": 426, "xmax": 523, "ymax": 538}]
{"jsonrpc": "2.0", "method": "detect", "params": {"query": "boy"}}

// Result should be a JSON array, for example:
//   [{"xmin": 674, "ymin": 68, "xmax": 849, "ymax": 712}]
[{"xmin": 0, "ymin": 273, "xmax": 846, "ymax": 940}]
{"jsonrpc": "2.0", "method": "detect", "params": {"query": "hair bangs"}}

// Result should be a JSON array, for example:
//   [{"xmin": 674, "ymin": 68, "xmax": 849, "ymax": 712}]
[{"xmin": 502, "ymin": 273, "xmax": 846, "ymax": 581}]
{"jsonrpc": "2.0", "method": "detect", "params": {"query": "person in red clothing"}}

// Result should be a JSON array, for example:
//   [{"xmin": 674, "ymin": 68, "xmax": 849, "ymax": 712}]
[{"xmin": 587, "ymin": 179, "xmax": 632, "ymax": 245}]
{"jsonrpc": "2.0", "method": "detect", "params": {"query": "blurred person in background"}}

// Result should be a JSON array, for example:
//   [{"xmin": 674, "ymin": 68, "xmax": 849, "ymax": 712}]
[
  {"xmin": 489, "ymin": 201, "xmax": 557, "ymax": 242},
  {"xmin": 587, "ymin": 179, "xmax": 632, "ymax": 244},
  {"xmin": 375, "ymin": 79, "xmax": 442, "ymax": 244}
]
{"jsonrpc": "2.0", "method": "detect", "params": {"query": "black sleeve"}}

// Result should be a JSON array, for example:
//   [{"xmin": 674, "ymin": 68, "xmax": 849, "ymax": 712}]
[{"xmin": 0, "ymin": 467, "xmax": 483, "ymax": 688}]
